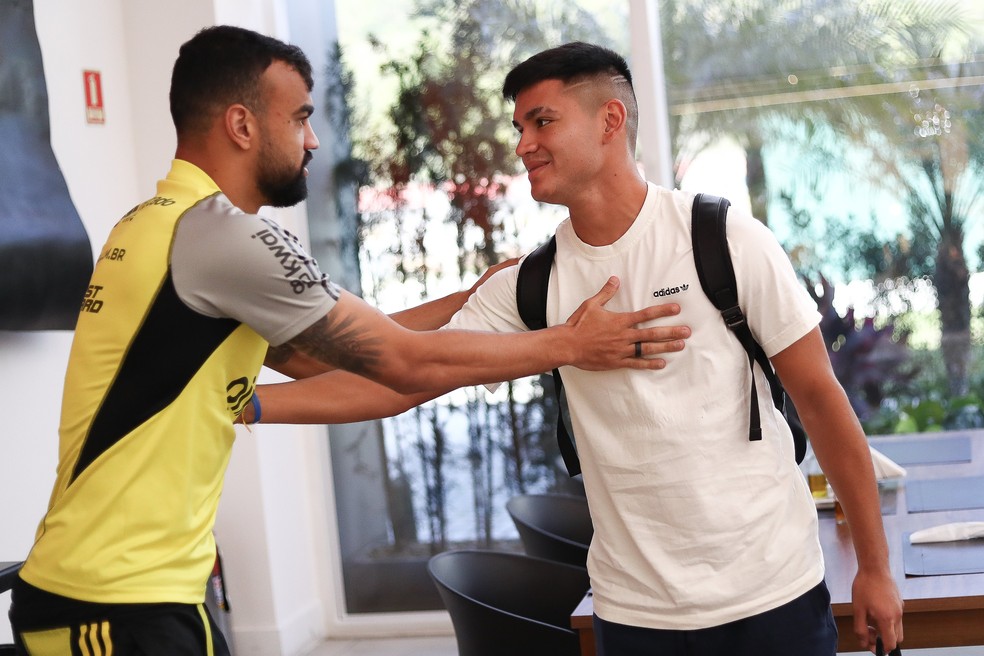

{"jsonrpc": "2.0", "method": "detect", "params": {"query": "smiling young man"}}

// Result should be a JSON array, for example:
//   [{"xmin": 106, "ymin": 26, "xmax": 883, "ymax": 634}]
[
  {"xmin": 436, "ymin": 42, "xmax": 903, "ymax": 656},
  {"xmin": 8, "ymin": 29, "xmax": 691, "ymax": 656},
  {"xmin": 234, "ymin": 40, "xmax": 904, "ymax": 656}
]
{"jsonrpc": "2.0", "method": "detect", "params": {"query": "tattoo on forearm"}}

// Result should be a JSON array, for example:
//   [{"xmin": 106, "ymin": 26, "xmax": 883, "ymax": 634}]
[
  {"xmin": 264, "ymin": 343, "xmax": 296, "ymax": 367},
  {"xmin": 290, "ymin": 314, "xmax": 383, "ymax": 376}
]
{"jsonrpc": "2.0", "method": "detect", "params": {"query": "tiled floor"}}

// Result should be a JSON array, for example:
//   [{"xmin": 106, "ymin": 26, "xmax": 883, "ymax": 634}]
[
  {"xmin": 302, "ymin": 635, "xmax": 457, "ymax": 656},
  {"xmin": 301, "ymin": 636, "xmax": 984, "ymax": 656}
]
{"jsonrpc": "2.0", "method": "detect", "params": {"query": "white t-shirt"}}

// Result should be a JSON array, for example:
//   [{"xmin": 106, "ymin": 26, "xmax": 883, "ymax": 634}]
[{"xmin": 447, "ymin": 183, "xmax": 824, "ymax": 630}]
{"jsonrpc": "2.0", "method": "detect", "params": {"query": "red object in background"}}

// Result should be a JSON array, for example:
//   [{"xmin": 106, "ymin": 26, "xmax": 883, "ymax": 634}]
[{"xmin": 83, "ymin": 70, "xmax": 105, "ymax": 124}]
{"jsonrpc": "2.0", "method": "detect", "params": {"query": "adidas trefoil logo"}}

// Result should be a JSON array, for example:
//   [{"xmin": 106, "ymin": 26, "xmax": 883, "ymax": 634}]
[{"xmin": 652, "ymin": 282, "xmax": 690, "ymax": 298}]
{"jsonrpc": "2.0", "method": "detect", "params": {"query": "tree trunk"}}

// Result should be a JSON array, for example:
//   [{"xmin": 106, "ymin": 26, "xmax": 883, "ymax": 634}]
[
  {"xmin": 934, "ymin": 228, "xmax": 971, "ymax": 397},
  {"xmin": 506, "ymin": 380, "xmax": 526, "ymax": 493},
  {"xmin": 745, "ymin": 141, "xmax": 769, "ymax": 225}
]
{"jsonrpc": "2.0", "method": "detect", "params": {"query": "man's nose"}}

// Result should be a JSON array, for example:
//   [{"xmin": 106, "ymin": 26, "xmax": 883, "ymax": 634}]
[
  {"xmin": 306, "ymin": 123, "xmax": 320, "ymax": 151},
  {"xmin": 515, "ymin": 131, "xmax": 535, "ymax": 157}
]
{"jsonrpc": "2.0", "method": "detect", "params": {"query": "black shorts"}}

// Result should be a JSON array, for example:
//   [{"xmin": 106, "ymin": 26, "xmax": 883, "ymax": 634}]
[
  {"xmin": 593, "ymin": 580, "xmax": 838, "ymax": 656},
  {"xmin": 9, "ymin": 577, "xmax": 231, "ymax": 656}
]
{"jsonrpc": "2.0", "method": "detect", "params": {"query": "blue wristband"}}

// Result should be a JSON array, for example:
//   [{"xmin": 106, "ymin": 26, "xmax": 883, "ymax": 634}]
[{"xmin": 250, "ymin": 391, "xmax": 262, "ymax": 424}]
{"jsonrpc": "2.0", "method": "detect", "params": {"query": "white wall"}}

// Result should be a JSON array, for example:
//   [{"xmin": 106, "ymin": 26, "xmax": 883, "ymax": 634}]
[
  {"xmin": 0, "ymin": 2, "xmax": 336, "ymax": 654},
  {"xmin": 0, "ymin": 0, "xmax": 143, "ymax": 644}
]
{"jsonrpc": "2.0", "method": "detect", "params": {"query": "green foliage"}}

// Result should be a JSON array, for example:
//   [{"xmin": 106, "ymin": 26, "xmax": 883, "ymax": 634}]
[
  {"xmin": 804, "ymin": 275, "xmax": 921, "ymax": 422},
  {"xmin": 861, "ymin": 342, "xmax": 984, "ymax": 434},
  {"xmin": 869, "ymin": 393, "xmax": 984, "ymax": 434},
  {"xmin": 799, "ymin": 271, "xmax": 984, "ymax": 437},
  {"xmin": 890, "ymin": 394, "xmax": 984, "ymax": 433}
]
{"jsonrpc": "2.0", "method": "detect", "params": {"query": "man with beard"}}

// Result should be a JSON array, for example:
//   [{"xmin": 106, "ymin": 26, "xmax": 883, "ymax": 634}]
[{"xmin": 8, "ymin": 27, "xmax": 691, "ymax": 656}]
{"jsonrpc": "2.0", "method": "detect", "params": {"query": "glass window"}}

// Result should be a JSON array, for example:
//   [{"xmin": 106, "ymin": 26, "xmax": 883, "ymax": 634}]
[
  {"xmin": 325, "ymin": 0, "xmax": 984, "ymax": 618},
  {"xmin": 330, "ymin": 0, "xmax": 631, "ymax": 616},
  {"xmin": 668, "ymin": 1, "xmax": 984, "ymax": 433}
]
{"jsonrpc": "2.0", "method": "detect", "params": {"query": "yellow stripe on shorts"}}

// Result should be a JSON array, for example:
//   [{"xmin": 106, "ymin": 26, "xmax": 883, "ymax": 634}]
[
  {"xmin": 197, "ymin": 604, "xmax": 215, "ymax": 656},
  {"xmin": 76, "ymin": 621, "xmax": 111, "ymax": 656},
  {"xmin": 101, "ymin": 621, "xmax": 113, "ymax": 656}
]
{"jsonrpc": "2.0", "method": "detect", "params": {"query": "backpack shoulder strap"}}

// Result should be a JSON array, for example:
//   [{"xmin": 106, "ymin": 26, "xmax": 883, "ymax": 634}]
[
  {"xmin": 692, "ymin": 194, "xmax": 738, "ymax": 324},
  {"xmin": 517, "ymin": 236, "xmax": 556, "ymax": 331},
  {"xmin": 691, "ymin": 193, "xmax": 807, "ymax": 463},
  {"xmin": 515, "ymin": 235, "xmax": 580, "ymax": 477},
  {"xmin": 691, "ymin": 194, "xmax": 776, "ymax": 441}
]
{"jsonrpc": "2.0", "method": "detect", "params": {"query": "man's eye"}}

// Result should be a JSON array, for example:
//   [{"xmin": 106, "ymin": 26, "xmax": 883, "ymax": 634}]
[{"xmin": 536, "ymin": 118, "xmax": 552, "ymax": 127}]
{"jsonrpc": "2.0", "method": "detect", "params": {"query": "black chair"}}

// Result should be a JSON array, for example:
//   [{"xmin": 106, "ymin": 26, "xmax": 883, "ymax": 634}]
[
  {"xmin": 1, "ymin": 561, "xmax": 23, "ymax": 656},
  {"xmin": 428, "ymin": 549, "xmax": 589, "ymax": 656},
  {"xmin": 506, "ymin": 493, "xmax": 593, "ymax": 568}
]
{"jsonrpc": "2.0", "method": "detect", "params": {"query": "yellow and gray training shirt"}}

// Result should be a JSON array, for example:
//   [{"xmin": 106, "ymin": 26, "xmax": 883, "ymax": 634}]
[{"xmin": 20, "ymin": 159, "xmax": 338, "ymax": 604}]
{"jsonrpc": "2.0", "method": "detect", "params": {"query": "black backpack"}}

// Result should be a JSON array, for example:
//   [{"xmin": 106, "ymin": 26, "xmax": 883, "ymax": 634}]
[{"xmin": 516, "ymin": 192, "xmax": 807, "ymax": 477}]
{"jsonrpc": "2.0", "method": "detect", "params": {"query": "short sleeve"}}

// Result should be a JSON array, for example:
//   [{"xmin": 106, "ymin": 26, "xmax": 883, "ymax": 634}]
[
  {"xmin": 445, "ymin": 260, "xmax": 528, "ymax": 334},
  {"xmin": 725, "ymin": 207, "xmax": 821, "ymax": 357},
  {"xmin": 171, "ymin": 196, "xmax": 340, "ymax": 346},
  {"xmin": 444, "ymin": 262, "xmax": 531, "ymax": 393}
]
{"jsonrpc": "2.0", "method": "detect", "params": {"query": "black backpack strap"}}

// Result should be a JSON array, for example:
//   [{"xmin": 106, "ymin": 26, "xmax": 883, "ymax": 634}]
[
  {"xmin": 691, "ymin": 193, "xmax": 777, "ymax": 443},
  {"xmin": 516, "ymin": 237, "xmax": 581, "ymax": 477},
  {"xmin": 517, "ymin": 236, "xmax": 556, "ymax": 331}
]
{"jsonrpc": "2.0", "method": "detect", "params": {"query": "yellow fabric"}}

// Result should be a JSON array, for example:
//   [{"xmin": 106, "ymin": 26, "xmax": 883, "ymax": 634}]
[
  {"xmin": 20, "ymin": 160, "xmax": 267, "ymax": 604},
  {"xmin": 20, "ymin": 626, "xmax": 72, "ymax": 655}
]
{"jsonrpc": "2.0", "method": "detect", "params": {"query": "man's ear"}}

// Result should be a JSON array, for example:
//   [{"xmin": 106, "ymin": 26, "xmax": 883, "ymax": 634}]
[
  {"xmin": 601, "ymin": 98, "xmax": 628, "ymax": 143},
  {"xmin": 225, "ymin": 104, "xmax": 256, "ymax": 151}
]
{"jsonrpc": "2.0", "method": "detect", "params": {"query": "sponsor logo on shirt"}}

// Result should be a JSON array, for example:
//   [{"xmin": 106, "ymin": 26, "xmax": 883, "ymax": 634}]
[
  {"xmin": 81, "ymin": 284, "xmax": 105, "ymax": 313},
  {"xmin": 653, "ymin": 283, "xmax": 690, "ymax": 298},
  {"xmin": 97, "ymin": 247, "xmax": 126, "ymax": 263},
  {"xmin": 119, "ymin": 196, "xmax": 176, "ymax": 223},
  {"xmin": 227, "ymin": 376, "xmax": 255, "ymax": 415},
  {"xmin": 252, "ymin": 219, "xmax": 337, "ymax": 297}
]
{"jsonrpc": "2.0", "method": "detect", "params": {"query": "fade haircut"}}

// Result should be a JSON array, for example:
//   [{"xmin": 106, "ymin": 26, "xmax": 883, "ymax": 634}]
[
  {"xmin": 170, "ymin": 25, "xmax": 314, "ymax": 137},
  {"xmin": 503, "ymin": 42, "xmax": 639, "ymax": 148}
]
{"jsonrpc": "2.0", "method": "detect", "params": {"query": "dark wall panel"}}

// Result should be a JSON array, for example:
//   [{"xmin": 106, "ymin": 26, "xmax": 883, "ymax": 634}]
[{"xmin": 0, "ymin": 0, "xmax": 93, "ymax": 330}]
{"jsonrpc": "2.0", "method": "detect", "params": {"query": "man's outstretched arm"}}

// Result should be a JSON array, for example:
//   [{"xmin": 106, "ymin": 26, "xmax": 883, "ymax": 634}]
[
  {"xmin": 278, "ymin": 276, "xmax": 686, "ymax": 395},
  {"xmin": 265, "ymin": 258, "xmax": 520, "ymax": 379},
  {"xmin": 247, "ymin": 277, "xmax": 690, "ymax": 424}
]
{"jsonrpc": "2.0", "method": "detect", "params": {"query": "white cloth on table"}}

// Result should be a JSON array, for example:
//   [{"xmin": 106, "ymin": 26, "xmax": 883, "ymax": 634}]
[
  {"xmin": 869, "ymin": 445, "xmax": 907, "ymax": 480},
  {"xmin": 910, "ymin": 522, "xmax": 984, "ymax": 544}
]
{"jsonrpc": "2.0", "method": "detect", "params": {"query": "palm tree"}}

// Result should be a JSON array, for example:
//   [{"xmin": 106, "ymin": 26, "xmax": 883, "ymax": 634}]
[
  {"xmin": 660, "ymin": 0, "xmax": 970, "ymax": 224},
  {"xmin": 779, "ymin": 32, "xmax": 984, "ymax": 397},
  {"xmin": 865, "ymin": 53, "xmax": 984, "ymax": 395},
  {"xmin": 661, "ymin": 0, "xmax": 980, "ymax": 395}
]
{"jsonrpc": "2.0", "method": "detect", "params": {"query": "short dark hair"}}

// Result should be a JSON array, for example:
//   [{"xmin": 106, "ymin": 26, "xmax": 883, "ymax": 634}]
[
  {"xmin": 502, "ymin": 41, "xmax": 633, "ymax": 101},
  {"xmin": 169, "ymin": 25, "xmax": 313, "ymax": 136},
  {"xmin": 503, "ymin": 42, "xmax": 638, "ymax": 147}
]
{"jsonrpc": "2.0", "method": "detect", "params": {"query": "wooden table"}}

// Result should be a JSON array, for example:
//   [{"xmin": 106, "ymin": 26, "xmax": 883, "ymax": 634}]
[{"xmin": 571, "ymin": 430, "xmax": 984, "ymax": 654}]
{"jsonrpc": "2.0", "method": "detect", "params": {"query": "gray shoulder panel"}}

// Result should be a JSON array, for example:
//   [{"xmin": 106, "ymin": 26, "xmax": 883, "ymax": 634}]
[{"xmin": 171, "ymin": 194, "xmax": 339, "ymax": 346}]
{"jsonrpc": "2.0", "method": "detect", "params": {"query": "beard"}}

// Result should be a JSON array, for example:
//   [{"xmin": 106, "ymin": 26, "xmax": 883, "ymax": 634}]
[{"xmin": 257, "ymin": 147, "xmax": 312, "ymax": 208}]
